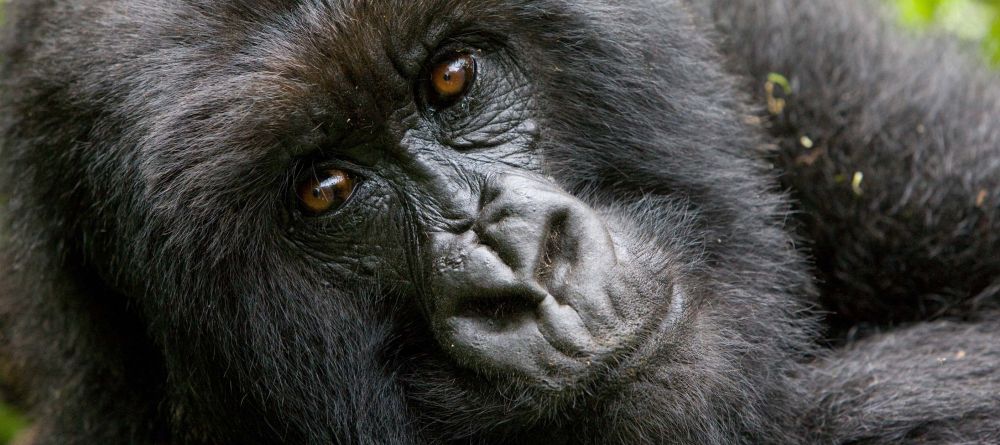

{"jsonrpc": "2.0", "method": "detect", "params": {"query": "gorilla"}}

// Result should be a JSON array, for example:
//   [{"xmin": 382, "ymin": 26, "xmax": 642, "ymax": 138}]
[{"xmin": 1, "ymin": 0, "xmax": 999, "ymax": 443}]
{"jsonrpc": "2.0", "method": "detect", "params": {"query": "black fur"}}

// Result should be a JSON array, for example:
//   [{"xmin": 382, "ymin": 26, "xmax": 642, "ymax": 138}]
[{"xmin": 0, "ymin": 0, "xmax": 997, "ymax": 444}]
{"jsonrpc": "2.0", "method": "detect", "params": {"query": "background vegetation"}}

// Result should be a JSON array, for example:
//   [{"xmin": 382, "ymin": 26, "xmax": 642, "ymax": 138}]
[
  {"xmin": 0, "ymin": 0, "xmax": 996, "ymax": 443},
  {"xmin": 896, "ymin": 0, "xmax": 1000, "ymax": 64}
]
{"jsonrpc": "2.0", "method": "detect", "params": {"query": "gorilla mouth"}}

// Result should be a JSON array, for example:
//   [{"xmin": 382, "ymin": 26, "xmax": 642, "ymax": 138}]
[
  {"xmin": 439, "ymin": 278, "xmax": 679, "ymax": 387},
  {"xmin": 453, "ymin": 292, "xmax": 540, "ymax": 325}
]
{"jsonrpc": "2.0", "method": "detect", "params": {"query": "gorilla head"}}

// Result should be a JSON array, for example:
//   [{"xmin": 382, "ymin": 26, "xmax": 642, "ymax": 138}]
[{"xmin": 1, "ymin": 0, "xmax": 816, "ymax": 443}]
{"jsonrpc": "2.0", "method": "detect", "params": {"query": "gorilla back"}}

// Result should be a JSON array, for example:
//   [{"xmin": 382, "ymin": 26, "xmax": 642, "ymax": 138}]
[{"xmin": 1, "ymin": 0, "xmax": 998, "ymax": 444}]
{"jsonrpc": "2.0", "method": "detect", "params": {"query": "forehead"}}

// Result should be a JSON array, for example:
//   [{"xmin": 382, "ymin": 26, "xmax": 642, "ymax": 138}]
[
  {"xmin": 246, "ymin": 0, "xmax": 526, "ymax": 48},
  {"xmin": 206, "ymin": 0, "xmax": 545, "ymax": 130},
  {"xmin": 229, "ymin": 0, "xmax": 531, "ymax": 95}
]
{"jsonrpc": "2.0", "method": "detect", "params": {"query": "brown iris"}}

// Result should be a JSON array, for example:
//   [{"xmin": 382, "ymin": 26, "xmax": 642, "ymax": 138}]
[
  {"xmin": 427, "ymin": 53, "xmax": 476, "ymax": 108},
  {"xmin": 297, "ymin": 169, "xmax": 357, "ymax": 215}
]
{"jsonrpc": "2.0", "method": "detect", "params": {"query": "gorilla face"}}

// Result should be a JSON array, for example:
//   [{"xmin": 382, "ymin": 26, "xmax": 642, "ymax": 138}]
[
  {"xmin": 270, "ymin": 0, "xmax": 684, "ymax": 402},
  {"xmin": 284, "ymin": 23, "xmax": 678, "ymax": 386},
  {"xmin": 2, "ymin": 0, "xmax": 812, "ymax": 441}
]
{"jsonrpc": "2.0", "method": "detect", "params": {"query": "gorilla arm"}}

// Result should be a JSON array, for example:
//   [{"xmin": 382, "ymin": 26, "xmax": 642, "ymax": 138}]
[
  {"xmin": 803, "ymin": 320, "xmax": 1000, "ymax": 444},
  {"xmin": 701, "ymin": 1, "xmax": 1000, "ymax": 442}
]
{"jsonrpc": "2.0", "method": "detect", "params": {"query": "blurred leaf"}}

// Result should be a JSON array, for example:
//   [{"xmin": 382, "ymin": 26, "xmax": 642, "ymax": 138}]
[
  {"xmin": 894, "ymin": 0, "xmax": 1000, "ymax": 65},
  {"xmin": 898, "ymin": 0, "xmax": 945, "ymax": 25},
  {"xmin": 987, "ymin": 17, "xmax": 1000, "ymax": 64},
  {"xmin": 939, "ymin": 0, "xmax": 996, "ymax": 40},
  {"xmin": 767, "ymin": 72, "xmax": 792, "ymax": 94},
  {"xmin": 0, "ymin": 403, "xmax": 27, "ymax": 444}
]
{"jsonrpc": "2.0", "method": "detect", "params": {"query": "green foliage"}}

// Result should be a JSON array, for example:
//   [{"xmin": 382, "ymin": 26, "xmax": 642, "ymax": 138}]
[
  {"xmin": 989, "ymin": 16, "xmax": 1000, "ymax": 63},
  {"xmin": 897, "ymin": 0, "xmax": 946, "ymax": 23},
  {"xmin": 895, "ymin": 0, "xmax": 1000, "ymax": 64},
  {"xmin": 767, "ymin": 73, "xmax": 793, "ymax": 94},
  {"xmin": 0, "ymin": 404, "xmax": 26, "ymax": 445}
]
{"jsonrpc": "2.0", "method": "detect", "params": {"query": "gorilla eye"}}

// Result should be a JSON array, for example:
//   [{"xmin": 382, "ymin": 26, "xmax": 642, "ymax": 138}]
[
  {"xmin": 297, "ymin": 169, "xmax": 358, "ymax": 215},
  {"xmin": 426, "ymin": 52, "xmax": 476, "ymax": 108}
]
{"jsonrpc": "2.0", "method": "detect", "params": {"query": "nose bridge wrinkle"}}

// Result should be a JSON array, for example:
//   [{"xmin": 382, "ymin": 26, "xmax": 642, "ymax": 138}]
[{"xmin": 401, "ymin": 148, "xmax": 483, "ymax": 229}]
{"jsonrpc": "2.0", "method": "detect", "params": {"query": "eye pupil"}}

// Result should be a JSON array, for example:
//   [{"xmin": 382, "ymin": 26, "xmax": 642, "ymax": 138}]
[
  {"xmin": 297, "ymin": 169, "xmax": 357, "ymax": 215},
  {"xmin": 427, "ymin": 53, "xmax": 476, "ymax": 108}
]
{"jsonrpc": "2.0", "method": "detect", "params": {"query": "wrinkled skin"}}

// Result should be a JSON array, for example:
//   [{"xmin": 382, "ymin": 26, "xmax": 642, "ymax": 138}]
[{"xmin": 1, "ymin": 0, "xmax": 999, "ymax": 444}]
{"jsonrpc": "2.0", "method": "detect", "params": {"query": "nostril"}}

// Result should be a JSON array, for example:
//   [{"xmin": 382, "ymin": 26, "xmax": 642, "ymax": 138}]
[
  {"xmin": 538, "ymin": 209, "xmax": 570, "ymax": 282},
  {"xmin": 471, "ymin": 206, "xmax": 524, "ymax": 271},
  {"xmin": 477, "ymin": 179, "xmax": 503, "ymax": 211}
]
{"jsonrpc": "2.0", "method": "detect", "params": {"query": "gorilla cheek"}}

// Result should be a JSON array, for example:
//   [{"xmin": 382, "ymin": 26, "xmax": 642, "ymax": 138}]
[{"xmin": 423, "ymin": 174, "xmax": 660, "ymax": 384}]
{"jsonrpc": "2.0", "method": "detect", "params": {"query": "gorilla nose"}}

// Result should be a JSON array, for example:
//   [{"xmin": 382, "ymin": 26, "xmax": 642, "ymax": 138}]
[
  {"xmin": 427, "ymin": 228, "xmax": 550, "ymax": 319},
  {"xmin": 425, "ymin": 174, "xmax": 623, "ymax": 378}
]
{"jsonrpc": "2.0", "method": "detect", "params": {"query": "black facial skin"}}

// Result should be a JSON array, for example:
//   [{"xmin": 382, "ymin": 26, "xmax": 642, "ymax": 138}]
[{"xmin": 2, "ymin": 1, "xmax": 1000, "ymax": 444}]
